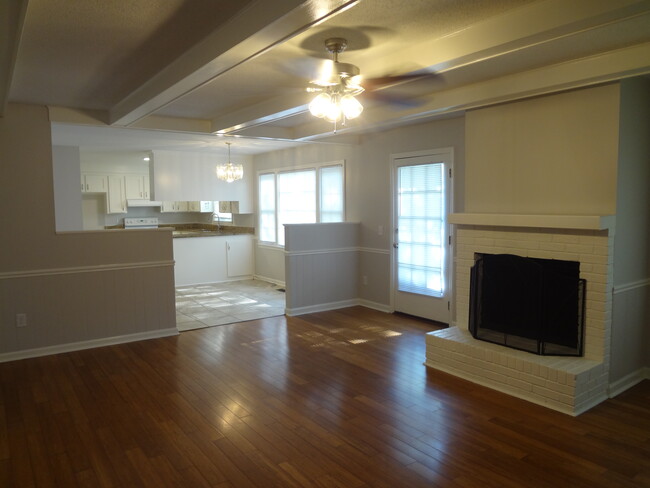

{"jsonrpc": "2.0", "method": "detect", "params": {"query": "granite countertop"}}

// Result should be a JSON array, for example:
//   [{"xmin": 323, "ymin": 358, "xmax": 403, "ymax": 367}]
[
  {"xmin": 105, "ymin": 223, "xmax": 254, "ymax": 238},
  {"xmin": 163, "ymin": 223, "xmax": 254, "ymax": 238}
]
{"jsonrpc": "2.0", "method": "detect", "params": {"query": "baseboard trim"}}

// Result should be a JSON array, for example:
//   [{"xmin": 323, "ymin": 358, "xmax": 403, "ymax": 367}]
[
  {"xmin": 609, "ymin": 367, "xmax": 650, "ymax": 398},
  {"xmin": 285, "ymin": 299, "xmax": 359, "ymax": 316},
  {"xmin": 253, "ymin": 274, "xmax": 286, "ymax": 288},
  {"xmin": 0, "ymin": 327, "xmax": 179, "ymax": 363},
  {"xmin": 357, "ymin": 299, "xmax": 392, "ymax": 313}
]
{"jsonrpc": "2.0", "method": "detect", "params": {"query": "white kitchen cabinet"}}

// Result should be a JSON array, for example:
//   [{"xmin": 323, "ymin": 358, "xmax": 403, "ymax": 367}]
[
  {"xmin": 188, "ymin": 201, "xmax": 214, "ymax": 212},
  {"xmin": 106, "ymin": 175, "xmax": 127, "ymax": 213},
  {"xmin": 125, "ymin": 174, "xmax": 151, "ymax": 200},
  {"xmin": 226, "ymin": 235, "xmax": 254, "ymax": 277},
  {"xmin": 172, "ymin": 234, "xmax": 254, "ymax": 286},
  {"xmin": 81, "ymin": 174, "xmax": 107, "ymax": 193},
  {"xmin": 161, "ymin": 200, "xmax": 189, "ymax": 213}
]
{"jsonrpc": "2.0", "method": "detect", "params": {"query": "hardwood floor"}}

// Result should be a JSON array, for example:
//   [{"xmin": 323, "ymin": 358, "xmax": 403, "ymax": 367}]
[{"xmin": 1, "ymin": 307, "xmax": 649, "ymax": 487}]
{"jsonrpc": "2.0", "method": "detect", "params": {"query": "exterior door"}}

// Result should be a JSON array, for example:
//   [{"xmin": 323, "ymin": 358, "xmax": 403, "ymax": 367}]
[{"xmin": 392, "ymin": 149, "xmax": 452, "ymax": 323}]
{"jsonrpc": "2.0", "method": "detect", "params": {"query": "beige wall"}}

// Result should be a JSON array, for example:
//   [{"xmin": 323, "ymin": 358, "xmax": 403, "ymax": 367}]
[
  {"xmin": 0, "ymin": 104, "xmax": 176, "ymax": 358},
  {"xmin": 465, "ymin": 84, "xmax": 620, "ymax": 215}
]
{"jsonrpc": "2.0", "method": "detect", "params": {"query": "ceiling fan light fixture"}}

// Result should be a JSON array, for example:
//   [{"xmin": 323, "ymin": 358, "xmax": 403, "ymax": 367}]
[
  {"xmin": 340, "ymin": 94, "xmax": 363, "ymax": 119},
  {"xmin": 307, "ymin": 38, "xmax": 365, "ymax": 132},
  {"xmin": 216, "ymin": 142, "xmax": 243, "ymax": 183},
  {"xmin": 309, "ymin": 92, "xmax": 332, "ymax": 118}
]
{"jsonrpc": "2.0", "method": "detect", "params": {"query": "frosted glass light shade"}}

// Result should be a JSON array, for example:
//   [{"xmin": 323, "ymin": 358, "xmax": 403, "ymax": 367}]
[
  {"xmin": 340, "ymin": 94, "xmax": 363, "ymax": 119},
  {"xmin": 309, "ymin": 93, "xmax": 332, "ymax": 118}
]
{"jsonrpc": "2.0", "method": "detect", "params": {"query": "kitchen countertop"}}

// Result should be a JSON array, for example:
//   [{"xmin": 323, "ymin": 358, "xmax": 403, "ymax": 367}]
[
  {"xmin": 163, "ymin": 224, "xmax": 254, "ymax": 238},
  {"xmin": 105, "ymin": 223, "xmax": 254, "ymax": 238}
]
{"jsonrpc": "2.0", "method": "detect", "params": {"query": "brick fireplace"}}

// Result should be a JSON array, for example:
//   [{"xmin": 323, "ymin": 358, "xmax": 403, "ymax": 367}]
[{"xmin": 425, "ymin": 214, "xmax": 615, "ymax": 415}]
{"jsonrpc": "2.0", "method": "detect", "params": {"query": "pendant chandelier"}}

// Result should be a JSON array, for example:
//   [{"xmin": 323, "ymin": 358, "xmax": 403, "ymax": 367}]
[
  {"xmin": 307, "ymin": 38, "xmax": 364, "ymax": 132},
  {"xmin": 216, "ymin": 142, "xmax": 243, "ymax": 183}
]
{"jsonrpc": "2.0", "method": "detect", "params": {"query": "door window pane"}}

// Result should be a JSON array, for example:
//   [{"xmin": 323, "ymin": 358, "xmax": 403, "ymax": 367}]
[{"xmin": 397, "ymin": 163, "xmax": 445, "ymax": 297}]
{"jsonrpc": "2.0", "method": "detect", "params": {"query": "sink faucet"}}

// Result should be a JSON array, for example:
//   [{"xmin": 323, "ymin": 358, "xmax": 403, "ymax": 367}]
[{"xmin": 213, "ymin": 211, "xmax": 221, "ymax": 230}]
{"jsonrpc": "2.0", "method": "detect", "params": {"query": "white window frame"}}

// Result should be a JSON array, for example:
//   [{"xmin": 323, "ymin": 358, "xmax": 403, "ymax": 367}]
[{"xmin": 257, "ymin": 160, "xmax": 346, "ymax": 247}]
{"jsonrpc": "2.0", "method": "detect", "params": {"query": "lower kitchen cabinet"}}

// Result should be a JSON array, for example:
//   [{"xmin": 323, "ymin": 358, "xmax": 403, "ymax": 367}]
[{"xmin": 173, "ymin": 234, "xmax": 253, "ymax": 286}]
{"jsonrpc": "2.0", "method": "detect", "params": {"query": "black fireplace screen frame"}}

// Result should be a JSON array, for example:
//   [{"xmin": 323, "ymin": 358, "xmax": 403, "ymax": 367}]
[{"xmin": 469, "ymin": 253, "xmax": 586, "ymax": 356}]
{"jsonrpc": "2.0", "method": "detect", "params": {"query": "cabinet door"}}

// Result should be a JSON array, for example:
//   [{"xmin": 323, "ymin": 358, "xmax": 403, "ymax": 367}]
[
  {"xmin": 125, "ymin": 175, "xmax": 143, "ymax": 199},
  {"xmin": 82, "ymin": 174, "xmax": 107, "ymax": 193},
  {"xmin": 161, "ymin": 201, "xmax": 175, "ymax": 212},
  {"xmin": 107, "ymin": 175, "xmax": 127, "ymax": 214},
  {"xmin": 176, "ymin": 201, "xmax": 189, "ymax": 212},
  {"xmin": 226, "ymin": 235, "xmax": 253, "ymax": 277},
  {"xmin": 188, "ymin": 201, "xmax": 200, "ymax": 212}
]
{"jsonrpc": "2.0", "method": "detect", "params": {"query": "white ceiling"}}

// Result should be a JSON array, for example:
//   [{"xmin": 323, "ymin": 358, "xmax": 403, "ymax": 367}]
[{"xmin": 3, "ymin": 0, "xmax": 650, "ymax": 155}]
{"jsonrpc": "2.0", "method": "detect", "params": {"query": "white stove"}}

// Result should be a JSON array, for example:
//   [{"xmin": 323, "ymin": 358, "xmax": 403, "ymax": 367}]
[{"xmin": 124, "ymin": 217, "xmax": 159, "ymax": 229}]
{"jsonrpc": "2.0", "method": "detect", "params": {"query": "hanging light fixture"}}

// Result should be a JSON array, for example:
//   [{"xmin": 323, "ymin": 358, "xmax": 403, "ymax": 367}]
[
  {"xmin": 216, "ymin": 142, "xmax": 243, "ymax": 183},
  {"xmin": 307, "ymin": 38, "xmax": 364, "ymax": 132}
]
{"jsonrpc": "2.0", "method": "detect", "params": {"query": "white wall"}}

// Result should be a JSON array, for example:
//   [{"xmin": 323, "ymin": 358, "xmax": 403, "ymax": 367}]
[
  {"xmin": 152, "ymin": 149, "xmax": 253, "ymax": 209},
  {"xmin": 610, "ymin": 77, "xmax": 650, "ymax": 387}
]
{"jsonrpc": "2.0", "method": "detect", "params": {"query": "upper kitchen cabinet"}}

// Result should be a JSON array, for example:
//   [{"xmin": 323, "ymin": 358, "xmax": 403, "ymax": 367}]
[
  {"xmin": 151, "ymin": 150, "xmax": 253, "ymax": 213},
  {"xmin": 106, "ymin": 175, "xmax": 127, "ymax": 214},
  {"xmin": 81, "ymin": 173, "xmax": 107, "ymax": 193},
  {"xmin": 125, "ymin": 174, "xmax": 151, "ymax": 200}
]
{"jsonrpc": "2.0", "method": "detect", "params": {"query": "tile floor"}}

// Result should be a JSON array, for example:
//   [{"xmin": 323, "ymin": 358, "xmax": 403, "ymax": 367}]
[{"xmin": 175, "ymin": 279, "xmax": 286, "ymax": 332}]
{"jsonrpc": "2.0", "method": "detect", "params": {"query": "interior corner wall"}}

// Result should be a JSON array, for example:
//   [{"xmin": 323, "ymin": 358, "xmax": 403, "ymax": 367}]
[
  {"xmin": 464, "ymin": 84, "xmax": 620, "ymax": 215},
  {"xmin": 0, "ymin": 104, "xmax": 177, "ymax": 359},
  {"xmin": 610, "ymin": 77, "xmax": 650, "ymax": 386}
]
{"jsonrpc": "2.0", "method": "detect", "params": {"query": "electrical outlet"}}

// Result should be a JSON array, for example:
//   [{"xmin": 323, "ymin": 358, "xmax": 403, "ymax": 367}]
[
  {"xmin": 362, "ymin": 276, "xmax": 368, "ymax": 285},
  {"xmin": 15, "ymin": 313, "xmax": 27, "ymax": 327},
  {"xmin": 378, "ymin": 225, "xmax": 384, "ymax": 236}
]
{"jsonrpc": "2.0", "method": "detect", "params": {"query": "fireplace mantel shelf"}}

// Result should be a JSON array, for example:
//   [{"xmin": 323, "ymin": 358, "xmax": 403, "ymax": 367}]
[{"xmin": 448, "ymin": 213, "xmax": 615, "ymax": 231}]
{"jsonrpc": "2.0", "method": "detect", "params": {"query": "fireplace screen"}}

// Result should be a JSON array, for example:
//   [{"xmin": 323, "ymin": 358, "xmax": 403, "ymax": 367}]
[{"xmin": 469, "ymin": 253, "xmax": 585, "ymax": 356}]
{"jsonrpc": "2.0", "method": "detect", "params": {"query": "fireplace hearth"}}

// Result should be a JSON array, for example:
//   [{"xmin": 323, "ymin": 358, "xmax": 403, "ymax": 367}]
[
  {"xmin": 425, "ymin": 213, "xmax": 615, "ymax": 415},
  {"xmin": 469, "ymin": 253, "xmax": 586, "ymax": 356}
]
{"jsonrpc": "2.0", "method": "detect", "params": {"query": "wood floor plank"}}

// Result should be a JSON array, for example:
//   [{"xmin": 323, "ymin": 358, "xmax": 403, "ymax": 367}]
[{"xmin": 1, "ymin": 306, "xmax": 649, "ymax": 487}]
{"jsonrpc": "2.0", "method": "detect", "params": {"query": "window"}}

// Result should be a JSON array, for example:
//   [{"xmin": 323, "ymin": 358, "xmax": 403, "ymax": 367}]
[{"xmin": 258, "ymin": 162, "xmax": 344, "ymax": 246}]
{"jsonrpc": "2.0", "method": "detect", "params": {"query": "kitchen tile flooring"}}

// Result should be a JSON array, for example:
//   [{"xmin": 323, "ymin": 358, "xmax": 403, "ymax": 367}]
[{"xmin": 175, "ymin": 279, "xmax": 286, "ymax": 332}]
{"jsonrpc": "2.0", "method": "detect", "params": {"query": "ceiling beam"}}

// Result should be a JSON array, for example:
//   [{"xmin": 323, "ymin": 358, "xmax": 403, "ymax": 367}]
[
  {"xmin": 108, "ymin": 0, "xmax": 360, "ymax": 127},
  {"xmin": 0, "ymin": 0, "xmax": 29, "ymax": 117},
  {"xmin": 288, "ymin": 42, "xmax": 650, "ymax": 141},
  {"xmin": 210, "ymin": 0, "xmax": 650, "ymax": 138}
]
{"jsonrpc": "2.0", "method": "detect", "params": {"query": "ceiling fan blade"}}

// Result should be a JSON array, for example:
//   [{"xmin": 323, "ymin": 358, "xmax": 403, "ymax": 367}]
[
  {"xmin": 363, "ymin": 72, "xmax": 440, "ymax": 91},
  {"xmin": 361, "ymin": 90, "xmax": 425, "ymax": 109}
]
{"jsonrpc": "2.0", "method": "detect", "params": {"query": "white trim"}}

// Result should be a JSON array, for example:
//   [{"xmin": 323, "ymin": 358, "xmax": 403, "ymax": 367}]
[
  {"xmin": 253, "ymin": 274, "xmax": 286, "ymax": 288},
  {"xmin": 358, "ymin": 247, "xmax": 390, "ymax": 255},
  {"xmin": 0, "ymin": 260, "xmax": 175, "ymax": 280},
  {"xmin": 285, "ymin": 299, "xmax": 358, "ymax": 316},
  {"xmin": 609, "ymin": 367, "xmax": 650, "ymax": 398},
  {"xmin": 285, "ymin": 299, "xmax": 393, "ymax": 316},
  {"xmin": 357, "ymin": 299, "xmax": 392, "ymax": 314},
  {"xmin": 285, "ymin": 247, "xmax": 358, "ymax": 257},
  {"xmin": 390, "ymin": 147, "xmax": 454, "ymax": 323},
  {"xmin": 448, "ymin": 213, "xmax": 615, "ymax": 231},
  {"xmin": 0, "ymin": 327, "xmax": 179, "ymax": 363},
  {"xmin": 613, "ymin": 278, "xmax": 650, "ymax": 295}
]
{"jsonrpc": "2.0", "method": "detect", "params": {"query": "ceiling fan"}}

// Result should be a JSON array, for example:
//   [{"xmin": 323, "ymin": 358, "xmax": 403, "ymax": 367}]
[{"xmin": 306, "ymin": 37, "xmax": 438, "ymax": 130}]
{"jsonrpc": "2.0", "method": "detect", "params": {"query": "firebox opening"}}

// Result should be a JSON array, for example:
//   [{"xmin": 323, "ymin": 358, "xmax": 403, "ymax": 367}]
[{"xmin": 469, "ymin": 253, "xmax": 585, "ymax": 356}]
